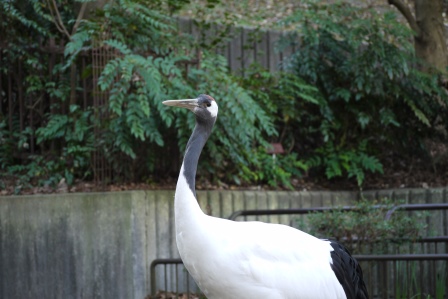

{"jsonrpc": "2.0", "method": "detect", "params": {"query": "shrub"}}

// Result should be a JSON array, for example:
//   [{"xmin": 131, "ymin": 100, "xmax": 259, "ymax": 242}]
[
  {"xmin": 1, "ymin": 0, "xmax": 276, "ymax": 191},
  {"xmin": 3, "ymin": 0, "xmax": 448, "ymax": 191},
  {"xmin": 277, "ymin": 1, "xmax": 448, "ymax": 186},
  {"xmin": 301, "ymin": 198, "xmax": 427, "ymax": 254}
]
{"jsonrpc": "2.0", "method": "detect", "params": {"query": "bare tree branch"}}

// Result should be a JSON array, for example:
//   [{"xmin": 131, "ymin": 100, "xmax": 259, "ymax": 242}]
[
  {"xmin": 388, "ymin": 0, "xmax": 422, "ymax": 38},
  {"xmin": 46, "ymin": 0, "xmax": 71, "ymax": 39},
  {"xmin": 45, "ymin": 0, "xmax": 64, "ymax": 34},
  {"xmin": 72, "ymin": 2, "xmax": 88, "ymax": 35}
]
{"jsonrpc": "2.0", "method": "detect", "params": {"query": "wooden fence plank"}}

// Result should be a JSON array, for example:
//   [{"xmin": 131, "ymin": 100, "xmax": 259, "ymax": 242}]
[
  {"xmin": 268, "ymin": 30, "xmax": 282, "ymax": 72},
  {"xmin": 255, "ymin": 191, "xmax": 269, "ymax": 223},
  {"xmin": 241, "ymin": 27, "xmax": 256, "ymax": 74},
  {"xmin": 231, "ymin": 191, "xmax": 245, "ymax": 219},
  {"xmin": 228, "ymin": 27, "xmax": 243, "ymax": 73},
  {"xmin": 255, "ymin": 27, "xmax": 269, "ymax": 69}
]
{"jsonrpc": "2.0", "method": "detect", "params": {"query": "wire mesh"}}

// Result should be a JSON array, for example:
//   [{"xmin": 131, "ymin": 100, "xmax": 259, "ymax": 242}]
[{"xmin": 91, "ymin": 38, "xmax": 117, "ymax": 187}]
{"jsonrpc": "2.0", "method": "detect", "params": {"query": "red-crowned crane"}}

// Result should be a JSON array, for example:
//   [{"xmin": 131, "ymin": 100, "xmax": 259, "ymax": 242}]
[{"xmin": 163, "ymin": 94, "xmax": 369, "ymax": 299}]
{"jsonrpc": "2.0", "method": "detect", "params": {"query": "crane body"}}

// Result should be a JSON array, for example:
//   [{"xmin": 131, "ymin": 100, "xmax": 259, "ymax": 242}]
[{"xmin": 163, "ymin": 95, "xmax": 368, "ymax": 299}]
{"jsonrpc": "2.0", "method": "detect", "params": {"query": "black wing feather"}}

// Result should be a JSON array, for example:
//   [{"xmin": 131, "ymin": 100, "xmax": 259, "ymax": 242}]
[{"xmin": 328, "ymin": 240, "xmax": 369, "ymax": 299}]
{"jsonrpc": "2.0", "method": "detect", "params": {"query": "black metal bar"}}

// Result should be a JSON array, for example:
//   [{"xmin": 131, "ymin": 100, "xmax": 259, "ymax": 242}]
[
  {"xmin": 164, "ymin": 264, "xmax": 167, "ymax": 297},
  {"xmin": 384, "ymin": 203, "xmax": 448, "ymax": 220},
  {"xmin": 150, "ymin": 259, "xmax": 183, "ymax": 296},
  {"xmin": 353, "ymin": 254, "xmax": 448, "ymax": 261},
  {"xmin": 151, "ymin": 258, "xmax": 183, "ymax": 266},
  {"xmin": 150, "ymin": 255, "xmax": 448, "ymax": 296},
  {"xmin": 420, "ymin": 236, "xmax": 448, "ymax": 242},
  {"xmin": 150, "ymin": 255, "xmax": 448, "ymax": 265},
  {"xmin": 149, "ymin": 241, "xmax": 447, "ymax": 263},
  {"xmin": 228, "ymin": 203, "xmax": 448, "ymax": 221},
  {"xmin": 338, "ymin": 236, "xmax": 448, "ymax": 244},
  {"xmin": 175, "ymin": 264, "xmax": 179, "ymax": 298},
  {"xmin": 228, "ymin": 206, "xmax": 361, "ymax": 220},
  {"xmin": 186, "ymin": 264, "xmax": 191, "ymax": 296},
  {"xmin": 151, "ymin": 203, "xmax": 448, "ymax": 297}
]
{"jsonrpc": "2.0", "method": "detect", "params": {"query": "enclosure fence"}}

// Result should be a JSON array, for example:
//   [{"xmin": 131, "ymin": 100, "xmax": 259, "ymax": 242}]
[
  {"xmin": 1, "ymin": 189, "xmax": 447, "ymax": 299},
  {"xmin": 149, "ymin": 203, "xmax": 448, "ymax": 299}
]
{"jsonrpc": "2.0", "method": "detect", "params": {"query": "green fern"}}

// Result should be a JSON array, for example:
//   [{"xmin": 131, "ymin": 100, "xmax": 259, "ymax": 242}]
[
  {"xmin": 104, "ymin": 39, "xmax": 132, "ymax": 55},
  {"xmin": 310, "ymin": 140, "xmax": 383, "ymax": 186}
]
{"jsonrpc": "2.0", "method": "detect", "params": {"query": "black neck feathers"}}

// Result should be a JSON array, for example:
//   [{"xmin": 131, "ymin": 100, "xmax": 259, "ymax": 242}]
[{"xmin": 182, "ymin": 116, "xmax": 215, "ymax": 197}]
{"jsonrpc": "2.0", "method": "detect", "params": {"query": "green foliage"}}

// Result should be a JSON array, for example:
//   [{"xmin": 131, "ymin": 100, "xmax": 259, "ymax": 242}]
[
  {"xmin": 276, "ymin": 0, "xmax": 448, "ymax": 186},
  {"xmin": 174, "ymin": 53, "xmax": 277, "ymax": 184},
  {"xmin": 1, "ymin": 0, "xmax": 91, "ymax": 190},
  {"xmin": 236, "ymin": 64, "xmax": 319, "ymax": 188},
  {"xmin": 302, "ymin": 198, "xmax": 427, "ymax": 254},
  {"xmin": 36, "ymin": 105, "xmax": 94, "ymax": 183},
  {"xmin": 63, "ymin": 0, "xmax": 276, "ymax": 183},
  {"xmin": 394, "ymin": 261, "xmax": 447, "ymax": 299},
  {"xmin": 1, "ymin": 0, "xmax": 277, "ymax": 191},
  {"xmin": 3, "ymin": 0, "xmax": 448, "ymax": 191},
  {"xmin": 1, "ymin": 104, "xmax": 94, "ymax": 190},
  {"xmin": 239, "ymin": 149, "xmax": 308, "ymax": 188},
  {"xmin": 307, "ymin": 140, "xmax": 383, "ymax": 186},
  {"xmin": 4, "ymin": 156, "xmax": 64, "ymax": 194}
]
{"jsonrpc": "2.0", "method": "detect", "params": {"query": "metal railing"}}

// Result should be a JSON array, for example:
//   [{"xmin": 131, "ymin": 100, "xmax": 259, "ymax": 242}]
[
  {"xmin": 149, "ymin": 203, "xmax": 448, "ymax": 298},
  {"xmin": 357, "ymin": 256, "xmax": 448, "ymax": 299},
  {"xmin": 150, "ymin": 254, "xmax": 448, "ymax": 299},
  {"xmin": 228, "ymin": 203, "xmax": 448, "ymax": 221}
]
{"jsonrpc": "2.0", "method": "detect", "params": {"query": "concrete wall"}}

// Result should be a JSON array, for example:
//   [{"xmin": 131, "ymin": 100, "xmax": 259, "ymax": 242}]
[
  {"xmin": 0, "ymin": 188, "xmax": 447, "ymax": 299},
  {"xmin": 0, "ymin": 191, "xmax": 149, "ymax": 299}
]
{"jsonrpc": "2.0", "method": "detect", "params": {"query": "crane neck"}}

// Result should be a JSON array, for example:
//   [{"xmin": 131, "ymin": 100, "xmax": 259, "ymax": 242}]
[
  {"xmin": 181, "ymin": 116, "xmax": 215, "ymax": 198},
  {"xmin": 175, "ymin": 115, "xmax": 216, "ymax": 259}
]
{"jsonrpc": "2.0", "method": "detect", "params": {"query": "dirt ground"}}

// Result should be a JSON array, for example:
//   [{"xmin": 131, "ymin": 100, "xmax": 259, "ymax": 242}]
[{"xmin": 2, "ymin": 160, "xmax": 446, "ymax": 196}]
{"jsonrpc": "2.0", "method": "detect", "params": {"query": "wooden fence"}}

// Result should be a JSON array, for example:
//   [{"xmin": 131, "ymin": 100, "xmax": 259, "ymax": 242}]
[{"xmin": 176, "ymin": 18, "xmax": 297, "ymax": 74}]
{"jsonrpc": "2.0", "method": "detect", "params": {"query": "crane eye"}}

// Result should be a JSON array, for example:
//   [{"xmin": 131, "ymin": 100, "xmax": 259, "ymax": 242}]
[{"xmin": 206, "ymin": 103, "xmax": 211, "ymax": 107}]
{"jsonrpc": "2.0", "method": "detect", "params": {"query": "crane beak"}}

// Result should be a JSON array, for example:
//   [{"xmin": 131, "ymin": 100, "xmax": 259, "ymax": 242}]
[{"xmin": 162, "ymin": 99, "xmax": 198, "ymax": 111}]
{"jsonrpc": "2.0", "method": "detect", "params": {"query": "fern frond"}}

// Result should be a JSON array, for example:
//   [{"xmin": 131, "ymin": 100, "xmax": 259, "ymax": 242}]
[{"xmin": 104, "ymin": 39, "xmax": 132, "ymax": 55}]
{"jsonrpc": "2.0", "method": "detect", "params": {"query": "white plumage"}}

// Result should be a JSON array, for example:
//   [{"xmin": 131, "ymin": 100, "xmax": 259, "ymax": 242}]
[{"xmin": 163, "ymin": 94, "xmax": 368, "ymax": 299}]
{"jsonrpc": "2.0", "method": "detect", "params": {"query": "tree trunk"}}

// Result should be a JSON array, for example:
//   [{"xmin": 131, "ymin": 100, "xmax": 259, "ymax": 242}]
[
  {"xmin": 388, "ymin": 0, "xmax": 448, "ymax": 73},
  {"xmin": 414, "ymin": 0, "xmax": 448, "ymax": 72}
]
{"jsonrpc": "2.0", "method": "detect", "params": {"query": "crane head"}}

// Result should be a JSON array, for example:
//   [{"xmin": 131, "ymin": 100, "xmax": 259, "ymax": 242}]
[{"xmin": 163, "ymin": 94, "xmax": 218, "ymax": 121}]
